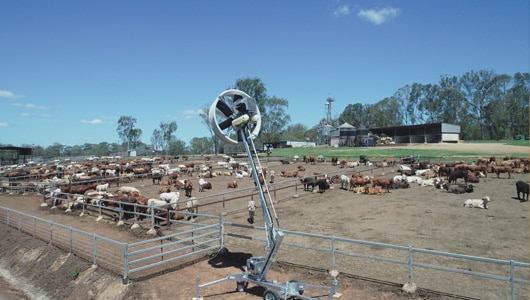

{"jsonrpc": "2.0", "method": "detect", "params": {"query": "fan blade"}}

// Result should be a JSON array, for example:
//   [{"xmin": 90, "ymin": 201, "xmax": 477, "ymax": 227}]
[
  {"xmin": 219, "ymin": 117, "xmax": 234, "ymax": 130},
  {"xmin": 216, "ymin": 99, "xmax": 234, "ymax": 117}
]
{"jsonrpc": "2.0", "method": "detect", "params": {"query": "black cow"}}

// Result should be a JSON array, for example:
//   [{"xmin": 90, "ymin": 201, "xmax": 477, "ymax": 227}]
[
  {"xmin": 516, "ymin": 181, "xmax": 529, "ymax": 201},
  {"xmin": 316, "ymin": 178, "xmax": 330, "ymax": 193},
  {"xmin": 152, "ymin": 173, "xmax": 163, "ymax": 185},
  {"xmin": 448, "ymin": 170, "xmax": 469, "ymax": 184},
  {"xmin": 300, "ymin": 177, "xmax": 316, "ymax": 192}
]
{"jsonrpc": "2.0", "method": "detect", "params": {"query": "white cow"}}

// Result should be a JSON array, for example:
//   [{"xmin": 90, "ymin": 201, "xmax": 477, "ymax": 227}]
[
  {"xmin": 160, "ymin": 191, "xmax": 180, "ymax": 204},
  {"xmin": 464, "ymin": 196, "xmax": 491, "ymax": 209}
]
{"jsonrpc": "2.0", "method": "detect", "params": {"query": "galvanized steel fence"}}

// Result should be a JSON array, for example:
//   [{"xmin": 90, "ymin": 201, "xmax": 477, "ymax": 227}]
[{"xmin": 0, "ymin": 206, "xmax": 223, "ymax": 285}]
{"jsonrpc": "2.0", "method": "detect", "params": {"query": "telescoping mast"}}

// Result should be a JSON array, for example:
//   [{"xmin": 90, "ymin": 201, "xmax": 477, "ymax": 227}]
[{"xmin": 194, "ymin": 89, "xmax": 339, "ymax": 300}]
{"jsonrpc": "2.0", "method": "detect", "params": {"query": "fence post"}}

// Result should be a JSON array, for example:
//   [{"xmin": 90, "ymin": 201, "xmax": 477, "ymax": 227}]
[
  {"xmin": 408, "ymin": 246, "xmax": 413, "ymax": 285},
  {"xmin": 123, "ymin": 244, "xmax": 129, "ymax": 285},
  {"xmin": 17, "ymin": 213, "xmax": 22, "ymax": 231},
  {"xmin": 69, "ymin": 227, "xmax": 73, "ymax": 253},
  {"xmin": 403, "ymin": 245, "xmax": 417, "ymax": 293},
  {"xmin": 331, "ymin": 236, "xmax": 336, "ymax": 271},
  {"xmin": 510, "ymin": 260, "xmax": 515, "ymax": 300},
  {"xmin": 49, "ymin": 223, "xmax": 53, "ymax": 244},
  {"xmin": 92, "ymin": 234, "xmax": 98, "ymax": 267},
  {"xmin": 150, "ymin": 202, "xmax": 155, "ymax": 229},
  {"xmin": 220, "ymin": 215, "xmax": 225, "ymax": 250},
  {"xmin": 32, "ymin": 217, "xmax": 36, "ymax": 237}
]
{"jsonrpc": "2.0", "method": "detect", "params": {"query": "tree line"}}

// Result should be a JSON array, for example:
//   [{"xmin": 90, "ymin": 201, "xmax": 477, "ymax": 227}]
[
  {"xmin": 3, "ymin": 69, "xmax": 528, "ymax": 160},
  {"xmin": 338, "ymin": 70, "xmax": 529, "ymax": 141}
]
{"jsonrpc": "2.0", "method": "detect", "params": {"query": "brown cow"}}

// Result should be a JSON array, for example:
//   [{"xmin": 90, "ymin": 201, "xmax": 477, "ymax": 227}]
[
  {"xmin": 280, "ymin": 171, "xmax": 298, "ymax": 177},
  {"xmin": 372, "ymin": 177, "xmax": 393, "ymax": 191},
  {"xmin": 227, "ymin": 181, "xmax": 238, "ymax": 188},
  {"xmin": 493, "ymin": 166, "xmax": 512, "ymax": 179},
  {"xmin": 350, "ymin": 176, "xmax": 370, "ymax": 190}
]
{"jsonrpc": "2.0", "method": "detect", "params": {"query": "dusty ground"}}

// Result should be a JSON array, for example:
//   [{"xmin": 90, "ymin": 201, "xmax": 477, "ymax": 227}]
[{"xmin": 0, "ymin": 142, "xmax": 528, "ymax": 300}]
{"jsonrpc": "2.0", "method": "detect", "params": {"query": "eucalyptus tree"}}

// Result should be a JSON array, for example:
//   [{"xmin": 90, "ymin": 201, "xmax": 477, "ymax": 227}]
[
  {"xmin": 151, "ymin": 129, "xmax": 163, "ymax": 152},
  {"xmin": 43, "ymin": 143, "xmax": 65, "ymax": 158},
  {"xmin": 232, "ymin": 77, "xmax": 291, "ymax": 146},
  {"xmin": 339, "ymin": 103, "xmax": 366, "ymax": 128},
  {"xmin": 129, "ymin": 128, "xmax": 142, "ymax": 150},
  {"xmin": 259, "ymin": 96, "xmax": 291, "ymax": 145},
  {"xmin": 439, "ymin": 76, "xmax": 469, "ymax": 124},
  {"xmin": 233, "ymin": 77, "xmax": 267, "ymax": 103},
  {"xmin": 505, "ymin": 72, "xmax": 530, "ymax": 138},
  {"xmin": 281, "ymin": 123, "xmax": 310, "ymax": 142},
  {"xmin": 116, "ymin": 116, "xmax": 140, "ymax": 153},
  {"xmin": 368, "ymin": 97, "xmax": 402, "ymax": 127},
  {"xmin": 155, "ymin": 121, "xmax": 177, "ymax": 154},
  {"xmin": 189, "ymin": 137, "xmax": 213, "ymax": 154},
  {"xmin": 393, "ymin": 84, "xmax": 419, "ymax": 125},
  {"xmin": 168, "ymin": 139, "xmax": 187, "ymax": 156},
  {"xmin": 417, "ymin": 83, "xmax": 442, "ymax": 123},
  {"xmin": 460, "ymin": 69, "xmax": 505, "ymax": 140}
]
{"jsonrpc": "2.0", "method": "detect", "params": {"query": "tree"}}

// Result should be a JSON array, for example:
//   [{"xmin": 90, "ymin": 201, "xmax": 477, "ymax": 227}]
[
  {"xmin": 460, "ymin": 69, "xmax": 503, "ymax": 140},
  {"xmin": 43, "ymin": 143, "xmax": 64, "ymax": 158},
  {"xmin": 417, "ymin": 83, "xmax": 441, "ymax": 123},
  {"xmin": 367, "ymin": 97, "xmax": 402, "ymax": 127},
  {"xmin": 505, "ymin": 72, "xmax": 529, "ymax": 138},
  {"xmin": 393, "ymin": 84, "xmax": 417, "ymax": 125},
  {"xmin": 339, "ymin": 103, "xmax": 366, "ymax": 128},
  {"xmin": 281, "ymin": 123, "xmax": 310, "ymax": 142},
  {"xmin": 233, "ymin": 77, "xmax": 267, "ymax": 103},
  {"xmin": 167, "ymin": 139, "xmax": 187, "ymax": 156},
  {"xmin": 189, "ymin": 137, "xmax": 213, "ymax": 154},
  {"xmin": 151, "ymin": 129, "xmax": 163, "ymax": 152},
  {"xmin": 116, "ymin": 116, "xmax": 138, "ymax": 153},
  {"xmin": 437, "ymin": 75, "xmax": 471, "ymax": 137},
  {"xmin": 129, "ymin": 129, "xmax": 142, "ymax": 150},
  {"xmin": 159, "ymin": 121, "xmax": 177, "ymax": 154},
  {"xmin": 232, "ymin": 77, "xmax": 290, "ymax": 145},
  {"xmin": 259, "ymin": 96, "xmax": 291, "ymax": 145}
]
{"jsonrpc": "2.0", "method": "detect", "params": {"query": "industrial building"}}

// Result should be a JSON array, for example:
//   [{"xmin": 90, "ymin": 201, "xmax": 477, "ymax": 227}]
[{"xmin": 329, "ymin": 122, "xmax": 461, "ymax": 147}]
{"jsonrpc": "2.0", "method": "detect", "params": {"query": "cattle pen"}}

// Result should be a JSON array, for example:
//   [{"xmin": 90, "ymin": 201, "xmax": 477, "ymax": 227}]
[
  {"xmin": 0, "ymin": 149, "xmax": 529, "ymax": 299},
  {"xmin": 0, "ymin": 201, "xmax": 528, "ymax": 300}
]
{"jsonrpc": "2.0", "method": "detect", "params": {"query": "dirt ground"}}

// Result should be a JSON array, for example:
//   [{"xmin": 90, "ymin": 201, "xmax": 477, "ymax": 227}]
[{"xmin": 0, "ymin": 142, "xmax": 528, "ymax": 300}]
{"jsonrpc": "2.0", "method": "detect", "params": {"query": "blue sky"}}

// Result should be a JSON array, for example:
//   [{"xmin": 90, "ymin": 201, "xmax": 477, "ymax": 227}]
[{"xmin": 1, "ymin": 1, "xmax": 528, "ymax": 148}]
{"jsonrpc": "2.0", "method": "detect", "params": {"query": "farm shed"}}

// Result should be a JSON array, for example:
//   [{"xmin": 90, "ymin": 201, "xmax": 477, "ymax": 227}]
[
  {"xmin": 0, "ymin": 146, "xmax": 33, "ymax": 165},
  {"xmin": 369, "ymin": 123, "xmax": 460, "ymax": 144}
]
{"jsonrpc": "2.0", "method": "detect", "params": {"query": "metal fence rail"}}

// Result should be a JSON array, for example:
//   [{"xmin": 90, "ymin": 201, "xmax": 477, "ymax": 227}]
[
  {"xmin": 224, "ymin": 221, "xmax": 530, "ymax": 300},
  {"xmin": 1, "ymin": 201, "xmax": 529, "ymax": 299},
  {"xmin": 0, "ymin": 206, "xmax": 223, "ymax": 285}
]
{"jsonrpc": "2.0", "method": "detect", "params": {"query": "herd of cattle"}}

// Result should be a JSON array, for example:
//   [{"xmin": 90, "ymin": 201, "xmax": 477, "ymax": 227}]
[
  {"xmin": 295, "ymin": 154, "xmax": 529, "ymax": 209},
  {"xmin": 1, "ymin": 153, "xmax": 529, "ymax": 226}
]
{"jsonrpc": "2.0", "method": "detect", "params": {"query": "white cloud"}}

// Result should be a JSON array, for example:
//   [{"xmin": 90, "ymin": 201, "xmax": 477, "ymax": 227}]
[
  {"xmin": 81, "ymin": 119, "xmax": 104, "ymax": 124},
  {"xmin": 20, "ymin": 112, "xmax": 30, "ymax": 117},
  {"xmin": 0, "ymin": 122, "xmax": 8, "ymax": 127},
  {"xmin": 25, "ymin": 103, "xmax": 47, "ymax": 110},
  {"xmin": 10, "ymin": 102, "xmax": 47, "ymax": 110},
  {"xmin": 333, "ymin": 5, "xmax": 351, "ymax": 17},
  {"xmin": 0, "ymin": 90, "xmax": 23, "ymax": 99},
  {"xmin": 358, "ymin": 7, "xmax": 399, "ymax": 25},
  {"xmin": 183, "ymin": 109, "xmax": 200, "ymax": 116}
]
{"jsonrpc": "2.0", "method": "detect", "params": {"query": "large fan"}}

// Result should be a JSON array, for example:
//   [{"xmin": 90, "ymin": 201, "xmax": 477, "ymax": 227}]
[{"xmin": 208, "ymin": 89, "xmax": 261, "ymax": 145}]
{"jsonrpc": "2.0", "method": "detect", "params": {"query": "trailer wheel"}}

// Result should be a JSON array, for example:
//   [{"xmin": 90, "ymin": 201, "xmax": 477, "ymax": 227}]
[
  {"xmin": 289, "ymin": 279, "xmax": 304, "ymax": 295},
  {"xmin": 263, "ymin": 289, "xmax": 280, "ymax": 300}
]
